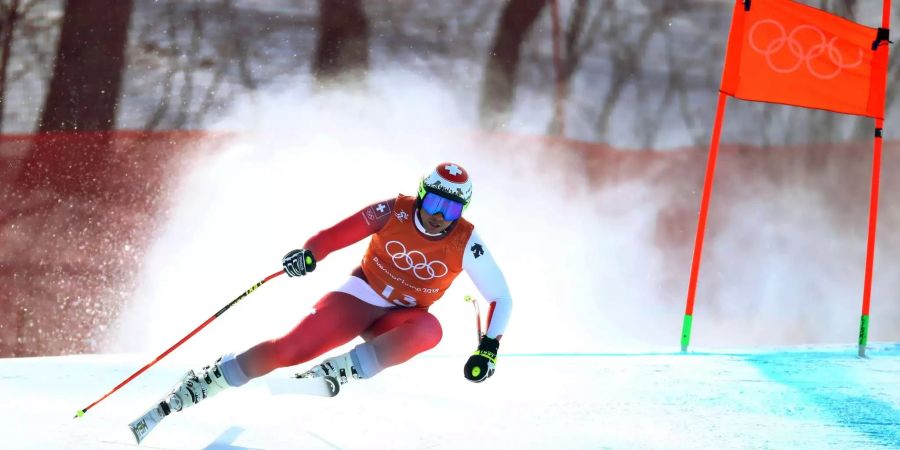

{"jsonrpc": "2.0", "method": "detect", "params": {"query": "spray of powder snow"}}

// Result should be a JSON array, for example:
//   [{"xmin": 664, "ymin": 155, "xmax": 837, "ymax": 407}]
[
  {"xmin": 106, "ymin": 69, "xmax": 898, "ymax": 362},
  {"xmin": 105, "ymin": 70, "xmax": 677, "ymax": 361}
]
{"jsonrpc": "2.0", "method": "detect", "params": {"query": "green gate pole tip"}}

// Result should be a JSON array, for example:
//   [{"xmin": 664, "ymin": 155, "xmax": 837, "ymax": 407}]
[
  {"xmin": 858, "ymin": 314, "xmax": 870, "ymax": 358},
  {"xmin": 680, "ymin": 314, "xmax": 693, "ymax": 353}
]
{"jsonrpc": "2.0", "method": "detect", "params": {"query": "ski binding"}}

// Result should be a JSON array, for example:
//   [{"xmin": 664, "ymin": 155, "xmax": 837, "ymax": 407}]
[{"xmin": 266, "ymin": 374, "xmax": 341, "ymax": 397}]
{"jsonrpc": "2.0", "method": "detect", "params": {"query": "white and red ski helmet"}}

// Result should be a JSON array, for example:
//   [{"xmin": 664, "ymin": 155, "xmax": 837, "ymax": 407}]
[{"xmin": 418, "ymin": 162, "xmax": 473, "ymax": 209}]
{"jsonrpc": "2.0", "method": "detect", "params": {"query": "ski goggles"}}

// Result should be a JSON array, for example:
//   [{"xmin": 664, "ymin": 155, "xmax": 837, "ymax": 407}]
[{"xmin": 421, "ymin": 192, "xmax": 464, "ymax": 221}]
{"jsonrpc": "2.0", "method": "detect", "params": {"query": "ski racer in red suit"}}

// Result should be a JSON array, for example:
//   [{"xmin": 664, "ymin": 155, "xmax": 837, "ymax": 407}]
[{"xmin": 165, "ymin": 162, "xmax": 513, "ymax": 412}]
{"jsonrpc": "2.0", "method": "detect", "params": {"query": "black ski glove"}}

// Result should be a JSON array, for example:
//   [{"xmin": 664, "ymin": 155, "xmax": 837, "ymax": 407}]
[
  {"xmin": 464, "ymin": 336, "xmax": 499, "ymax": 383},
  {"xmin": 282, "ymin": 249, "xmax": 316, "ymax": 277}
]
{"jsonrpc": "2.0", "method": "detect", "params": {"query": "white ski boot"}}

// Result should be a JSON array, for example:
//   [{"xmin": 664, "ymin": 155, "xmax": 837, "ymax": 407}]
[
  {"xmin": 303, "ymin": 352, "xmax": 361, "ymax": 385},
  {"xmin": 166, "ymin": 358, "xmax": 231, "ymax": 412},
  {"xmin": 129, "ymin": 357, "xmax": 235, "ymax": 444},
  {"xmin": 267, "ymin": 347, "xmax": 382, "ymax": 397}
]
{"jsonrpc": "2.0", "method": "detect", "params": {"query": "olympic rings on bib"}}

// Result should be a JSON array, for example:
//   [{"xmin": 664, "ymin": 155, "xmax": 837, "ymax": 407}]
[{"xmin": 385, "ymin": 240, "xmax": 449, "ymax": 280}]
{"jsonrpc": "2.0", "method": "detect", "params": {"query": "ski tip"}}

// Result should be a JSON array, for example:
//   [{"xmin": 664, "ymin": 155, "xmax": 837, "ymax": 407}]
[
  {"xmin": 131, "ymin": 425, "xmax": 147, "ymax": 445},
  {"xmin": 74, "ymin": 409, "xmax": 86, "ymax": 419}
]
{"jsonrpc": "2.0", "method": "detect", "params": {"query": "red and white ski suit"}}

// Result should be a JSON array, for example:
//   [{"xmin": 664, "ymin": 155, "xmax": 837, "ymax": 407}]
[{"xmin": 235, "ymin": 195, "xmax": 512, "ymax": 380}]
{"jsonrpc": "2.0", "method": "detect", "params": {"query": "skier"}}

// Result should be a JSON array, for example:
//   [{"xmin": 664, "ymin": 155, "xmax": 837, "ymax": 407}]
[{"xmin": 165, "ymin": 162, "xmax": 512, "ymax": 413}]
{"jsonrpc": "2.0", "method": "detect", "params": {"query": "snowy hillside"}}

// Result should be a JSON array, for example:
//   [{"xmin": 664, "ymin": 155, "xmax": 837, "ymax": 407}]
[{"xmin": 2, "ymin": 344, "xmax": 899, "ymax": 449}]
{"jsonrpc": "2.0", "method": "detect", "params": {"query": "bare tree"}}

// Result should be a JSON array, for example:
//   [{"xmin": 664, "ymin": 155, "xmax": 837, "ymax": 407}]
[
  {"xmin": 37, "ymin": 0, "xmax": 133, "ymax": 133},
  {"xmin": 0, "ymin": 0, "xmax": 21, "ymax": 134},
  {"xmin": 479, "ymin": 0, "xmax": 548, "ymax": 130},
  {"xmin": 594, "ymin": 2, "xmax": 684, "ymax": 141},
  {"xmin": 314, "ymin": 0, "xmax": 370, "ymax": 84},
  {"xmin": 0, "ymin": 0, "xmax": 56, "ymax": 134},
  {"xmin": 546, "ymin": 0, "xmax": 599, "ymax": 135},
  {"xmin": 137, "ymin": 0, "xmax": 282, "ymax": 130},
  {"xmin": 11, "ymin": 0, "xmax": 133, "ymax": 197}
]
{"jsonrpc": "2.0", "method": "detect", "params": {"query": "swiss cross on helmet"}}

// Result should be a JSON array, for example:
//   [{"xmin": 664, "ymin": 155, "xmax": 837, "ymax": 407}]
[{"xmin": 418, "ymin": 162, "xmax": 473, "ymax": 210}]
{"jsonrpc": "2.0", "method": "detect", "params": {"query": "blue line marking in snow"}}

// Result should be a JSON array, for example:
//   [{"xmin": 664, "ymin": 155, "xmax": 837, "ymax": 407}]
[{"xmin": 746, "ymin": 352, "xmax": 900, "ymax": 448}]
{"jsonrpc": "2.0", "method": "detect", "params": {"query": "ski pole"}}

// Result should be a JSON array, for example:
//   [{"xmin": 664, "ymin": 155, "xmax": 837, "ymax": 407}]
[
  {"xmin": 464, "ymin": 294, "xmax": 483, "ymax": 343},
  {"xmin": 74, "ymin": 269, "xmax": 285, "ymax": 418}
]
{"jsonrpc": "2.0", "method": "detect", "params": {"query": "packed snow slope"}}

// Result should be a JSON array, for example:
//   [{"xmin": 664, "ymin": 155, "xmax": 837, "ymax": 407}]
[{"xmin": 1, "ymin": 344, "xmax": 899, "ymax": 449}]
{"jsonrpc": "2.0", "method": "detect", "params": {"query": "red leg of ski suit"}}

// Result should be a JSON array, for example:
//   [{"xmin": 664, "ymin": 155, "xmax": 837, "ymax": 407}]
[{"xmin": 237, "ymin": 291, "xmax": 442, "ymax": 379}]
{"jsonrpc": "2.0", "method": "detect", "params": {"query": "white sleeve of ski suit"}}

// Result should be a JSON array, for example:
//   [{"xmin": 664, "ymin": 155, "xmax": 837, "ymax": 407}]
[{"xmin": 462, "ymin": 229, "xmax": 512, "ymax": 339}]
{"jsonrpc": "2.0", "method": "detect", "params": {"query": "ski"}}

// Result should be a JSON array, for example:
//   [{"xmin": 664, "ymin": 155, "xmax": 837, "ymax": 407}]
[
  {"xmin": 127, "ymin": 374, "xmax": 338, "ymax": 444},
  {"xmin": 128, "ymin": 398, "xmax": 172, "ymax": 444},
  {"xmin": 266, "ymin": 374, "xmax": 341, "ymax": 397}
]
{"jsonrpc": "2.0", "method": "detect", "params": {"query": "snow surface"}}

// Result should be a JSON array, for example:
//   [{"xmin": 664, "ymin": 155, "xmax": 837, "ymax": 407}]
[{"xmin": 2, "ymin": 344, "xmax": 899, "ymax": 449}]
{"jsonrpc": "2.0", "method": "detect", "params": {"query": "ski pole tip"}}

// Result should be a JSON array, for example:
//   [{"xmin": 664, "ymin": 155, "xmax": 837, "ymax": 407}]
[
  {"xmin": 74, "ymin": 409, "xmax": 85, "ymax": 418},
  {"xmin": 463, "ymin": 294, "xmax": 473, "ymax": 302}
]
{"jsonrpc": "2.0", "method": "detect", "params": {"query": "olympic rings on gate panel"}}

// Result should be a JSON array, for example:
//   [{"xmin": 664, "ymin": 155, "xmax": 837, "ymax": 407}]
[
  {"xmin": 748, "ymin": 19, "xmax": 863, "ymax": 80},
  {"xmin": 385, "ymin": 240, "xmax": 449, "ymax": 280}
]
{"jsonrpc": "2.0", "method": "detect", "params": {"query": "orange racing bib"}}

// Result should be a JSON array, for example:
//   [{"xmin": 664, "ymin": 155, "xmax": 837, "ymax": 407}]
[{"xmin": 361, "ymin": 195, "xmax": 473, "ymax": 308}]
